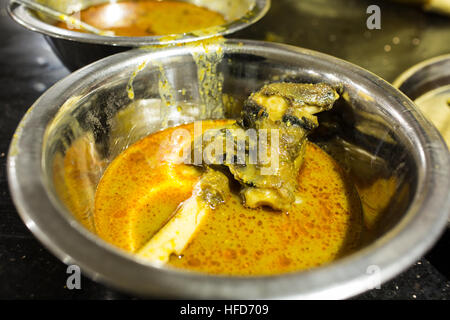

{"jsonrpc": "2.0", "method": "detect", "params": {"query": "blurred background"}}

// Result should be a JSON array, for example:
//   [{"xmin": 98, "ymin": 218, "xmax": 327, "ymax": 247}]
[{"xmin": 236, "ymin": 0, "xmax": 450, "ymax": 82}]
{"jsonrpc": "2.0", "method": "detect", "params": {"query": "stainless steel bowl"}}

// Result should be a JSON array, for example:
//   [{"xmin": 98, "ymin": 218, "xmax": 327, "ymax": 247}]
[
  {"xmin": 393, "ymin": 54, "xmax": 450, "ymax": 101},
  {"xmin": 8, "ymin": 40, "xmax": 450, "ymax": 299},
  {"xmin": 8, "ymin": 0, "xmax": 270, "ymax": 70},
  {"xmin": 393, "ymin": 54, "xmax": 450, "ymax": 225}
]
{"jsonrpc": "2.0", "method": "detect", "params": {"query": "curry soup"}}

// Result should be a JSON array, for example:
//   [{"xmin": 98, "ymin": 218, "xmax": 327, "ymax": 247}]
[
  {"xmin": 56, "ymin": 0, "xmax": 226, "ymax": 37},
  {"xmin": 94, "ymin": 120, "xmax": 362, "ymax": 275}
]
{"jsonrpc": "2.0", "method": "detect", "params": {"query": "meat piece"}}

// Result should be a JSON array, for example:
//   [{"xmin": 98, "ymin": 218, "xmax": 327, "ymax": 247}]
[{"xmin": 198, "ymin": 82, "xmax": 339, "ymax": 210}]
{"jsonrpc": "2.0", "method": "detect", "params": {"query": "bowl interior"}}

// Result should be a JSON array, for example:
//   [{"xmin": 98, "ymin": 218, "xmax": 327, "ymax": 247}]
[
  {"xmin": 10, "ymin": 40, "xmax": 449, "ymax": 298},
  {"xmin": 35, "ymin": 0, "xmax": 256, "ymax": 21},
  {"xmin": 43, "ymin": 41, "xmax": 417, "ymax": 253}
]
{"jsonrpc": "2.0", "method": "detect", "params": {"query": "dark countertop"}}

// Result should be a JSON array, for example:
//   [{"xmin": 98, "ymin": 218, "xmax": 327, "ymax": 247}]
[{"xmin": 0, "ymin": 0, "xmax": 449, "ymax": 299}]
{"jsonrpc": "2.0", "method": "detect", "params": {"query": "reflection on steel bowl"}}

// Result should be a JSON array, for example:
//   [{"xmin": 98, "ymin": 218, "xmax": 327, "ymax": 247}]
[
  {"xmin": 7, "ymin": 40, "xmax": 450, "ymax": 299},
  {"xmin": 8, "ymin": 0, "xmax": 270, "ymax": 70}
]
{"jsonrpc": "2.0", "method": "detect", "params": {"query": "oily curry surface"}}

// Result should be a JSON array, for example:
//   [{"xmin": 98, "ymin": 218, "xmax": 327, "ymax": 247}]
[
  {"xmin": 56, "ymin": 0, "xmax": 226, "ymax": 37},
  {"xmin": 94, "ymin": 120, "xmax": 362, "ymax": 275}
]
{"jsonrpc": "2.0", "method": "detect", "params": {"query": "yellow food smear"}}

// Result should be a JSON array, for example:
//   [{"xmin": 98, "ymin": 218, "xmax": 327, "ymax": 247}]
[
  {"xmin": 56, "ymin": 0, "xmax": 226, "ymax": 37},
  {"xmin": 52, "ymin": 133, "xmax": 105, "ymax": 233},
  {"xmin": 94, "ymin": 120, "xmax": 362, "ymax": 275}
]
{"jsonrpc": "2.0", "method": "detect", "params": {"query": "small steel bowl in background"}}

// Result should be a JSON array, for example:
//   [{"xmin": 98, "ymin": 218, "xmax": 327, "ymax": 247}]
[
  {"xmin": 7, "ymin": 40, "xmax": 450, "ymax": 299},
  {"xmin": 393, "ymin": 54, "xmax": 450, "ymax": 153},
  {"xmin": 393, "ymin": 54, "xmax": 450, "ymax": 225},
  {"xmin": 393, "ymin": 54, "xmax": 450, "ymax": 101},
  {"xmin": 8, "ymin": 0, "xmax": 270, "ymax": 70}
]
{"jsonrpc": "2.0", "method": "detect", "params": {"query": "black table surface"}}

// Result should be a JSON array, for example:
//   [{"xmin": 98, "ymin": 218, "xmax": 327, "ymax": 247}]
[{"xmin": 0, "ymin": 0, "xmax": 449, "ymax": 299}]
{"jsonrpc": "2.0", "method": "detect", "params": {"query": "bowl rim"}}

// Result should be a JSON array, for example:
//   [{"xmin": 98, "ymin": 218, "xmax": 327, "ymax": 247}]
[
  {"xmin": 392, "ymin": 53, "xmax": 450, "ymax": 91},
  {"xmin": 7, "ymin": 39, "xmax": 450, "ymax": 299},
  {"xmin": 7, "ymin": 0, "xmax": 271, "ymax": 46}
]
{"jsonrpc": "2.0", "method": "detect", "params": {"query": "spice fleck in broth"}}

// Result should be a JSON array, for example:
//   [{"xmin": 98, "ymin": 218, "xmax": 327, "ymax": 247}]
[
  {"xmin": 94, "ymin": 120, "xmax": 362, "ymax": 275},
  {"xmin": 56, "ymin": 0, "xmax": 226, "ymax": 37}
]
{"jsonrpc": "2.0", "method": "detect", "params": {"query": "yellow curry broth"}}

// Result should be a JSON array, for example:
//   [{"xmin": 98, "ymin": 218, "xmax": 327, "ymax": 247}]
[
  {"xmin": 94, "ymin": 120, "xmax": 362, "ymax": 275},
  {"xmin": 170, "ymin": 137, "xmax": 362, "ymax": 275},
  {"xmin": 56, "ymin": 0, "xmax": 226, "ymax": 37}
]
